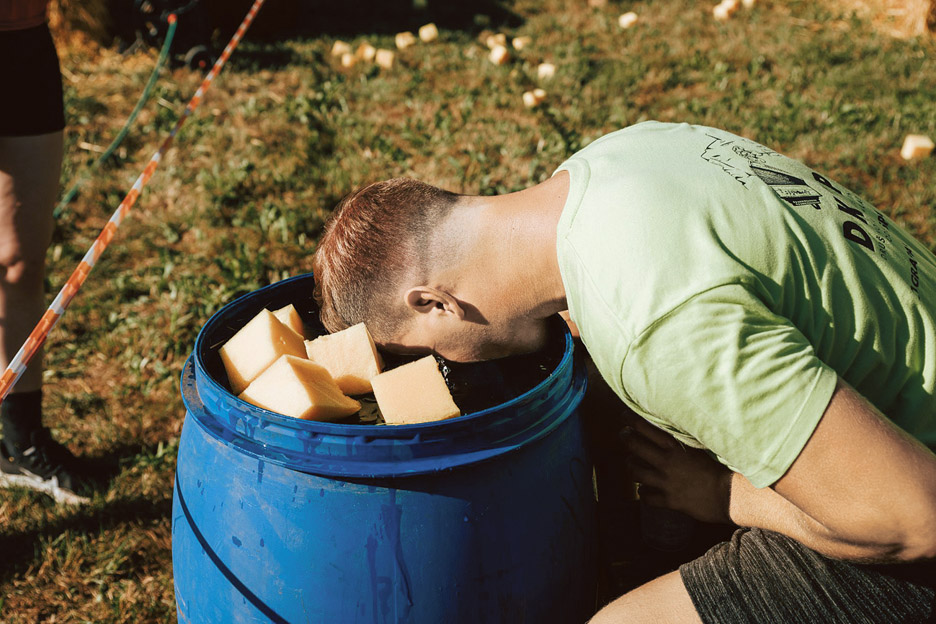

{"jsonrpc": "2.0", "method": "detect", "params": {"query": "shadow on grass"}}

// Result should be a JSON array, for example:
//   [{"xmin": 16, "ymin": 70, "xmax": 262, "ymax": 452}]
[
  {"xmin": 113, "ymin": 0, "xmax": 524, "ymax": 71},
  {"xmin": 0, "ymin": 440, "xmax": 179, "ymax": 581},
  {"xmin": 72, "ymin": 441, "xmax": 171, "ymax": 487},
  {"xmin": 0, "ymin": 494, "xmax": 172, "ymax": 582},
  {"xmin": 208, "ymin": 0, "xmax": 524, "ymax": 41}
]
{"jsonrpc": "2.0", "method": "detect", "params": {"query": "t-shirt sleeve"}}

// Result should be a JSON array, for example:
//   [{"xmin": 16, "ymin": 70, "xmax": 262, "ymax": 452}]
[{"xmin": 620, "ymin": 283, "xmax": 839, "ymax": 488}]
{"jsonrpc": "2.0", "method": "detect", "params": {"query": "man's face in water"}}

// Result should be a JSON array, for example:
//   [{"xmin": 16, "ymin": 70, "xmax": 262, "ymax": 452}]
[{"xmin": 380, "ymin": 312, "xmax": 552, "ymax": 363}]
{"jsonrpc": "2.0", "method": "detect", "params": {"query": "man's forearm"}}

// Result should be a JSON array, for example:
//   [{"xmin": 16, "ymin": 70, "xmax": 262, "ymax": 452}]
[{"xmin": 728, "ymin": 472, "xmax": 911, "ymax": 563}]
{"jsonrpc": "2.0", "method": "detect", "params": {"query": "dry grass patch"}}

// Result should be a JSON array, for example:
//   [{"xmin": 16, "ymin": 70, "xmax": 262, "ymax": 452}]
[{"xmin": 828, "ymin": 0, "xmax": 934, "ymax": 37}]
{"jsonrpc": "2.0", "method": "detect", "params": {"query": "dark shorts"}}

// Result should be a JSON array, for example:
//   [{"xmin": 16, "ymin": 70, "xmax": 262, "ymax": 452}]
[
  {"xmin": 680, "ymin": 527, "xmax": 936, "ymax": 624},
  {"xmin": 0, "ymin": 23, "xmax": 65, "ymax": 137}
]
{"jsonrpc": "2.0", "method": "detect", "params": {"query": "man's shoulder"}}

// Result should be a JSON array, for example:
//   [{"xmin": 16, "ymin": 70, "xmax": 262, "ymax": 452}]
[{"xmin": 568, "ymin": 120, "xmax": 696, "ymax": 158}]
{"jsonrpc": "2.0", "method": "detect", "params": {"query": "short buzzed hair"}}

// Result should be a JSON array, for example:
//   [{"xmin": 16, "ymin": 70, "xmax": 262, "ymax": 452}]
[{"xmin": 312, "ymin": 178, "xmax": 459, "ymax": 340}]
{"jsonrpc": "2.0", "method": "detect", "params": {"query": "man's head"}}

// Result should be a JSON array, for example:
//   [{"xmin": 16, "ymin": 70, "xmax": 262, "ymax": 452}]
[
  {"xmin": 313, "ymin": 177, "xmax": 457, "ymax": 340},
  {"xmin": 313, "ymin": 176, "xmax": 563, "ymax": 361}
]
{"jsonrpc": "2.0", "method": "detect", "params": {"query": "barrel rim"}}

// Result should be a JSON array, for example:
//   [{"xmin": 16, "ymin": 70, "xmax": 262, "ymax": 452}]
[
  {"xmin": 184, "ymin": 273, "xmax": 586, "ymax": 476},
  {"xmin": 193, "ymin": 273, "xmax": 575, "ymax": 434}
]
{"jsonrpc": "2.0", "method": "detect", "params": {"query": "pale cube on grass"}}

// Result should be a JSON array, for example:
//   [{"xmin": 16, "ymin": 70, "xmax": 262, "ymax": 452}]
[
  {"xmin": 485, "ymin": 32, "xmax": 507, "ymax": 49},
  {"xmin": 371, "ymin": 356, "xmax": 460, "ymax": 425},
  {"xmin": 537, "ymin": 62, "xmax": 556, "ymax": 80},
  {"xmin": 419, "ymin": 23, "xmax": 439, "ymax": 42},
  {"xmin": 489, "ymin": 44, "xmax": 510, "ymax": 65},
  {"xmin": 742, "ymin": 0, "xmax": 756, "ymax": 7},
  {"xmin": 376, "ymin": 48, "xmax": 395, "ymax": 69},
  {"xmin": 305, "ymin": 322, "xmax": 384, "ymax": 395},
  {"xmin": 901, "ymin": 135, "xmax": 934, "ymax": 161},
  {"xmin": 618, "ymin": 12, "xmax": 638, "ymax": 28},
  {"xmin": 357, "ymin": 42, "xmax": 377, "ymax": 62},
  {"xmin": 340, "ymin": 52, "xmax": 356, "ymax": 68},
  {"xmin": 239, "ymin": 355, "xmax": 361, "ymax": 421},
  {"xmin": 219, "ymin": 309, "xmax": 307, "ymax": 394},
  {"xmin": 512, "ymin": 36, "xmax": 532, "ymax": 50},
  {"xmin": 331, "ymin": 40, "xmax": 352, "ymax": 57},
  {"xmin": 523, "ymin": 88, "xmax": 547, "ymax": 108},
  {"xmin": 395, "ymin": 31, "xmax": 417, "ymax": 50}
]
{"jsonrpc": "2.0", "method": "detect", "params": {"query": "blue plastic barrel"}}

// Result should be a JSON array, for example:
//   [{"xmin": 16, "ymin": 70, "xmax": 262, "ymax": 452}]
[{"xmin": 172, "ymin": 274, "xmax": 596, "ymax": 623}]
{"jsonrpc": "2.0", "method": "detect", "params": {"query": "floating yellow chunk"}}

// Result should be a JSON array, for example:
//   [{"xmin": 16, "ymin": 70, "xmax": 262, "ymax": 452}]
[
  {"xmin": 371, "ymin": 356, "xmax": 460, "ymax": 425},
  {"xmin": 219, "ymin": 309, "xmax": 307, "ymax": 394},
  {"xmin": 239, "ymin": 355, "xmax": 361, "ymax": 421},
  {"xmin": 272, "ymin": 304, "xmax": 305, "ymax": 337},
  {"xmin": 305, "ymin": 323, "xmax": 383, "ymax": 395}
]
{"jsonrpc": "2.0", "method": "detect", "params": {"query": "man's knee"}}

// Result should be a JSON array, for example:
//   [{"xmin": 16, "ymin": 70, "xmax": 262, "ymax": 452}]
[
  {"xmin": 589, "ymin": 571, "xmax": 703, "ymax": 624},
  {"xmin": 0, "ymin": 242, "xmax": 45, "ymax": 289}
]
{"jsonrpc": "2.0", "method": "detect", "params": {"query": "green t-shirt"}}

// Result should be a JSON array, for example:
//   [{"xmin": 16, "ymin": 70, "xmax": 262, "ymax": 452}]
[{"xmin": 555, "ymin": 121, "xmax": 936, "ymax": 488}]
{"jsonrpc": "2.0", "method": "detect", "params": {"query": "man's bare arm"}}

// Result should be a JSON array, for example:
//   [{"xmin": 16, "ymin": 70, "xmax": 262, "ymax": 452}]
[
  {"xmin": 729, "ymin": 377, "xmax": 936, "ymax": 562},
  {"xmin": 625, "ymin": 376, "xmax": 936, "ymax": 562}
]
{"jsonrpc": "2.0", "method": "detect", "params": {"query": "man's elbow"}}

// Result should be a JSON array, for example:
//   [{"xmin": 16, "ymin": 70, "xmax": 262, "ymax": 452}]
[
  {"xmin": 899, "ymin": 508, "xmax": 936, "ymax": 561},
  {"xmin": 889, "ymin": 492, "xmax": 936, "ymax": 561},
  {"xmin": 834, "ymin": 495, "xmax": 936, "ymax": 562}
]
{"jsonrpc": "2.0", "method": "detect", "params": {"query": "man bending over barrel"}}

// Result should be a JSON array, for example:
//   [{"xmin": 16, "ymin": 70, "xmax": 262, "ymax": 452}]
[{"xmin": 312, "ymin": 121, "xmax": 936, "ymax": 623}]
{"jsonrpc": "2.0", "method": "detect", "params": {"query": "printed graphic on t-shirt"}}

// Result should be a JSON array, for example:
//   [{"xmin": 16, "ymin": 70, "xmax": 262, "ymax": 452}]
[
  {"xmin": 699, "ymin": 133, "xmax": 922, "ymax": 296},
  {"xmin": 748, "ymin": 164, "xmax": 822, "ymax": 209}
]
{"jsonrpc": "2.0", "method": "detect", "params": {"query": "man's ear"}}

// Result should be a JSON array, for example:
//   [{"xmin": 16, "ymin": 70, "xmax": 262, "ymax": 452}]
[{"xmin": 404, "ymin": 287, "xmax": 466, "ymax": 319}]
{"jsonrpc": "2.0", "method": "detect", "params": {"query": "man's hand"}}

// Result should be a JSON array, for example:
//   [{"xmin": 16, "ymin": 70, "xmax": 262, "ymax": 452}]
[{"xmin": 622, "ymin": 418, "xmax": 733, "ymax": 524}]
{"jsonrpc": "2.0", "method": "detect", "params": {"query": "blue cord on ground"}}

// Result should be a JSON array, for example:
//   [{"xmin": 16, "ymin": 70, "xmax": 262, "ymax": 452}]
[{"xmin": 53, "ymin": 15, "xmax": 178, "ymax": 220}]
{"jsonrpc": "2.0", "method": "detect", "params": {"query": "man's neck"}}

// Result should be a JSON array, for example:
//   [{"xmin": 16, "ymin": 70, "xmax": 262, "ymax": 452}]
[{"xmin": 468, "ymin": 171, "xmax": 571, "ymax": 319}]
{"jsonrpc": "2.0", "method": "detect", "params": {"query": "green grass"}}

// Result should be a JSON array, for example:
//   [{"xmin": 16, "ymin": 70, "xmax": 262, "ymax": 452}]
[{"xmin": 2, "ymin": 0, "xmax": 935, "ymax": 620}]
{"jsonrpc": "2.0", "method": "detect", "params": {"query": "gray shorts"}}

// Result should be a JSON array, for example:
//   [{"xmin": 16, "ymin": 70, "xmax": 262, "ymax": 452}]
[{"xmin": 680, "ymin": 527, "xmax": 936, "ymax": 623}]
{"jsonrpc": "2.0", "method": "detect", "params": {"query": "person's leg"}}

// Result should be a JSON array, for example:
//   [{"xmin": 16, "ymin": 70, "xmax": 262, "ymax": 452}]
[
  {"xmin": 679, "ymin": 527, "xmax": 936, "ymax": 624},
  {"xmin": 0, "ymin": 130, "xmax": 61, "ymax": 448},
  {"xmin": 0, "ymin": 131, "xmax": 88, "ymax": 504},
  {"xmin": 0, "ymin": 24, "xmax": 89, "ymax": 504},
  {"xmin": 0, "ymin": 22, "xmax": 66, "ymax": 446},
  {"xmin": 0, "ymin": 131, "xmax": 62, "ymax": 393},
  {"xmin": 589, "ymin": 570, "xmax": 703, "ymax": 624},
  {"xmin": 591, "ymin": 527, "xmax": 936, "ymax": 623}
]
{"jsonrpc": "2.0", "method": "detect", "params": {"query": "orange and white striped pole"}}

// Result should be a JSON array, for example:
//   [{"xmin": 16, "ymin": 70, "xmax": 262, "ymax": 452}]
[{"xmin": 0, "ymin": 0, "xmax": 266, "ymax": 403}]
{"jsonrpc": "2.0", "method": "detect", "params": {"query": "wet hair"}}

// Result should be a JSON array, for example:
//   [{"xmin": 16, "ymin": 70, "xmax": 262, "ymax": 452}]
[{"xmin": 312, "ymin": 178, "xmax": 459, "ymax": 340}]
